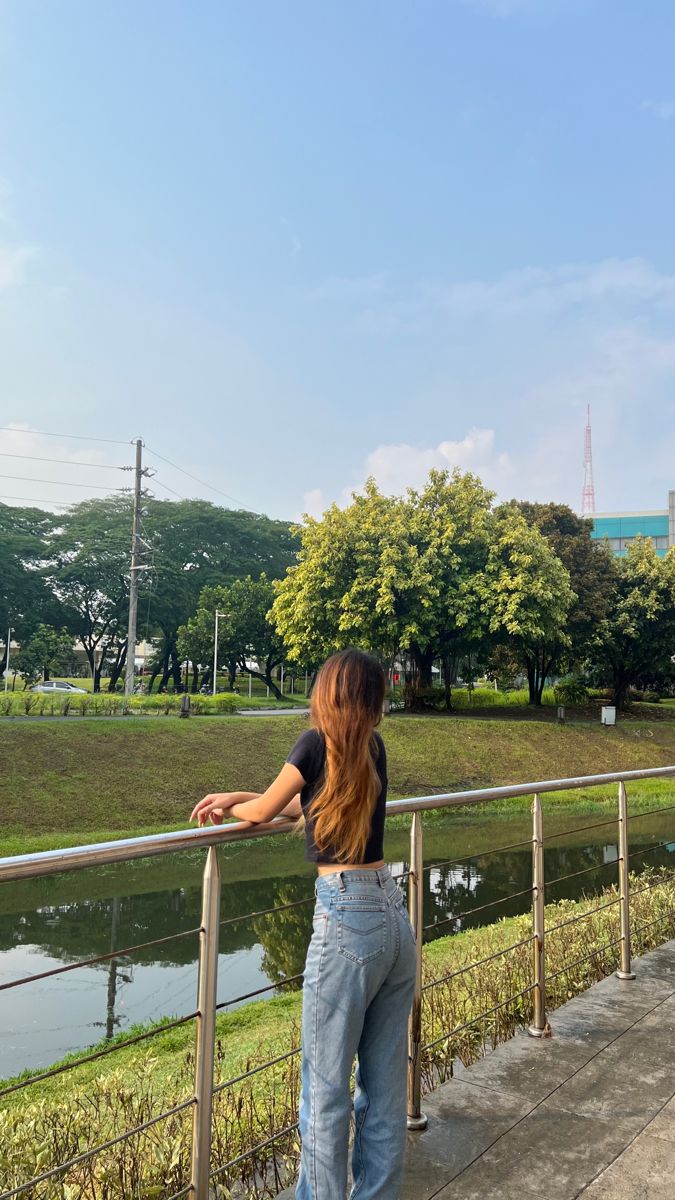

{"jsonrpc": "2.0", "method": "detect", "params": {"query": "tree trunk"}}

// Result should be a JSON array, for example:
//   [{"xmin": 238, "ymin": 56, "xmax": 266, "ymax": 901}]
[
  {"xmin": 108, "ymin": 642, "xmax": 128, "ymax": 692},
  {"xmin": 191, "ymin": 662, "xmax": 200, "ymax": 693},
  {"xmin": 411, "ymin": 645, "xmax": 435, "ymax": 688},
  {"xmin": 247, "ymin": 668, "xmax": 283, "ymax": 700},
  {"xmin": 158, "ymin": 646, "xmax": 171, "ymax": 692},
  {"xmin": 44, "ymin": 666, "xmax": 51, "ymax": 682},
  {"xmin": 227, "ymin": 658, "xmax": 238, "ymax": 690}
]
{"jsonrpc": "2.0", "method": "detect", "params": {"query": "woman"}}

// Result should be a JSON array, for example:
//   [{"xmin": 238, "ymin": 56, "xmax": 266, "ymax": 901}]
[{"xmin": 190, "ymin": 648, "xmax": 416, "ymax": 1200}]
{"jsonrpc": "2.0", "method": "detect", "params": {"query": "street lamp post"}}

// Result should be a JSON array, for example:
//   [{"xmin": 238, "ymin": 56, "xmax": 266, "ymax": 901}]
[
  {"xmin": 213, "ymin": 611, "xmax": 225, "ymax": 697},
  {"xmin": 4, "ymin": 626, "xmax": 12, "ymax": 693}
]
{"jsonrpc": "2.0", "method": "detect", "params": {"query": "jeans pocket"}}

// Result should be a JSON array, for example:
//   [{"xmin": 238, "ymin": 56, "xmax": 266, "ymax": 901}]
[{"xmin": 336, "ymin": 902, "xmax": 387, "ymax": 964}]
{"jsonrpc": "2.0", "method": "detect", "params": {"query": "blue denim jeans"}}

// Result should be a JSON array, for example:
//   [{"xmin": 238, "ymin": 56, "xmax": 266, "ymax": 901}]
[{"xmin": 296, "ymin": 865, "xmax": 416, "ymax": 1200}]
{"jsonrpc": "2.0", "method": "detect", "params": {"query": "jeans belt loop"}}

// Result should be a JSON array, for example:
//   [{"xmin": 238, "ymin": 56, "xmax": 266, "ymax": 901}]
[{"xmin": 338, "ymin": 871, "xmax": 346, "ymax": 892}]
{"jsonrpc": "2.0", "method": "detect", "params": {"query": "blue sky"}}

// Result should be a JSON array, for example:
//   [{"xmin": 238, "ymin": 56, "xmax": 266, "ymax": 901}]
[{"xmin": 0, "ymin": 0, "xmax": 673, "ymax": 519}]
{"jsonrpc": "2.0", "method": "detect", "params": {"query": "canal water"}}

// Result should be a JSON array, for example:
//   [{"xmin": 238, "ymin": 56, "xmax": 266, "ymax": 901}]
[{"xmin": 1, "ymin": 810, "xmax": 674, "ymax": 1080}]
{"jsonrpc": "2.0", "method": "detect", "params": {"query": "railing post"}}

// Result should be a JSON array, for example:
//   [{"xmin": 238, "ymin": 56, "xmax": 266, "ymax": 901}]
[
  {"xmin": 407, "ymin": 811, "xmax": 428, "ymax": 1130},
  {"xmin": 190, "ymin": 845, "xmax": 221, "ymax": 1198},
  {"xmin": 616, "ymin": 781, "xmax": 636, "ymax": 980},
  {"xmin": 528, "ymin": 792, "xmax": 548, "ymax": 1037}
]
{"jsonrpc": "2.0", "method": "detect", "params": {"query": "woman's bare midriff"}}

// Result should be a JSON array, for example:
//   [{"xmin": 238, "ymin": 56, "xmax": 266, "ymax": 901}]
[{"xmin": 316, "ymin": 859, "xmax": 385, "ymax": 875}]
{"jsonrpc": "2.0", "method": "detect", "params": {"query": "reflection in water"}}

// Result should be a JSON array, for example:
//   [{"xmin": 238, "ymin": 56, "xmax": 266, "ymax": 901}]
[{"xmin": 1, "ymin": 825, "xmax": 674, "ymax": 1079}]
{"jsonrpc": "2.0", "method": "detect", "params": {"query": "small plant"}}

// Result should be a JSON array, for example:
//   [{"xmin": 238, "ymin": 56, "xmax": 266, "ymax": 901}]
[
  {"xmin": 22, "ymin": 693, "xmax": 38, "ymax": 715},
  {"xmin": 76, "ymin": 695, "xmax": 90, "ymax": 716},
  {"xmin": 553, "ymin": 675, "xmax": 589, "ymax": 707},
  {"xmin": 0, "ymin": 694, "xmax": 12, "ymax": 716},
  {"xmin": 59, "ymin": 696, "xmax": 71, "ymax": 716}
]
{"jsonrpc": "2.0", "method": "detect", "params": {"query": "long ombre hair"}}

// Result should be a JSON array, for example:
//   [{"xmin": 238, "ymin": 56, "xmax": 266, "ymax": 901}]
[{"xmin": 308, "ymin": 649, "xmax": 386, "ymax": 863}]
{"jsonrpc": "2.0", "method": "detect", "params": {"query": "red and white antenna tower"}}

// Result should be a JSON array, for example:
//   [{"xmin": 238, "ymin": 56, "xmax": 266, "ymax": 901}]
[{"xmin": 581, "ymin": 403, "xmax": 596, "ymax": 515}]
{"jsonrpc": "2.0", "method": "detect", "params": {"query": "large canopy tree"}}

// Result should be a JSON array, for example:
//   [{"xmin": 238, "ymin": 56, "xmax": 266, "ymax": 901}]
[
  {"xmin": 271, "ymin": 469, "xmax": 566, "ymax": 707},
  {"xmin": 0, "ymin": 503, "xmax": 63, "ymax": 675},
  {"xmin": 479, "ymin": 505, "xmax": 576, "ymax": 705},
  {"xmin": 587, "ymin": 538, "xmax": 675, "ymax": 709},
  {"xmin": 517, "ymin": 502, "xmax": 616, "ymax": 678},
  {"xmin": 45, "ymin": 497, "xmax": 133, "ymax": 691},
  {"xmin": 144, "ymin": 500, "xmax": 296, "ymax": 691}
]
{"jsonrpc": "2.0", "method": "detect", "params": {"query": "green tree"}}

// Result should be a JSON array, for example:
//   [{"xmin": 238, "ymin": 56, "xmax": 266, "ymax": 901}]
[
  {"xmin": 179, "ymin": 574, "xmax": 287, "ymax": 698},
  {"xmin": 143, "ymin": 500, "xmax": 295, "ymax": 692},
  {"xmin": 46, "ymin": 497, "xmax": 132, "ymax": 692},
  {"xmin": 478, "ymin": 506, "xmax": 576, "ymax": 705},
  {"xmin": 12, "ymin": 624, "xmax": 76, "ymax": 686},
  {"xmin": 587, "ymin": 538, "xmax": 675, "ymax": 710},
  {"xmin": 517, "ymin": 502, "xmax": 616, "ymax": 673},
  {"xmin": 272, "ymin": 470, "xmax": 499, "ymax": 707},
  {"xmin": 0, "ymin": 503, "xmax": 62, "ymax": 675}
]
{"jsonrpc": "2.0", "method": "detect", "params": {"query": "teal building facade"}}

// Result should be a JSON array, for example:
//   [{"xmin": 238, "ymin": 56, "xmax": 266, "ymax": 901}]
[{"xmin": 589, "ymin": 493, "xmax": 675, "ymax": 558}]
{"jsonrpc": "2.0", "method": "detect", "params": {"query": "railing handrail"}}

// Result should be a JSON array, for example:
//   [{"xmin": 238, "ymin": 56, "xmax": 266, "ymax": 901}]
[{"xmin": 2, "ymin": 763, "xmax": 675, "ymax": 883}]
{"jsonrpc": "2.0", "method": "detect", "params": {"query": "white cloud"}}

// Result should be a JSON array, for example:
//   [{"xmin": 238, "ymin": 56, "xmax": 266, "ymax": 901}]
[
  {"xmin": 0, "ymin": 243, "xmax": 37, "ymax": 288},
  {"xmin": 302, "ymin": 427, "xmax": 516, "ymax": 518},
  {"xmin": 640, "ymin": 99, "xmax": 675, "ymax": 121}
]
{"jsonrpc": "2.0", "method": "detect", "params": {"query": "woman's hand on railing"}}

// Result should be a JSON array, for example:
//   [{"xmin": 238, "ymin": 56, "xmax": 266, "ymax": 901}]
[{"xmin": 190, "ymin": 792, "xmax": 258, "ymax": 826}]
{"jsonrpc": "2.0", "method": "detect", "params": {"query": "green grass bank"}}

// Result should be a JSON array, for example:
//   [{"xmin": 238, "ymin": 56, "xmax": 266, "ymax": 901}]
[{"xmin": 3, "ymin": 713, "xmax": 675, "ymax": 856}]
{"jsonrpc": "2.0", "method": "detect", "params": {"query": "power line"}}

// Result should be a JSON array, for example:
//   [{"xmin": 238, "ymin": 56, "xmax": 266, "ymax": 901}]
[
  {"xmin": 0, "ymin": 426, "xmax": 130, "ymax": 446},
  {"xmin": 0, "ymin": 494, "xmax": 73, "ymax": 508},
  {"xmin": 0, "ymin": 451, "xmax": 123, "ymax": 470},
  {"xmin": 0, "ymin": 473, "xmax": 123, "ymax": 491},
  {"xmin": 150, "ymin": 474, "xmax": 186, "ymax": 501},
  {"xmin": 144, "ymin": 444, "xmax": 250, "ymax": 508}
]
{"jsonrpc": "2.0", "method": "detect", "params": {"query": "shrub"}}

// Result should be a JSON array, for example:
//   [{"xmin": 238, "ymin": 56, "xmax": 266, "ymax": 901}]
[
  {"xmin": 553, "ymin": 675, "xmax": 589, "ymax": 707},
  {"xmin": 0, "ymin": 694, "xmax": 12, "ymax": 716},
  {"xmin": 21, "ymin": 693, "xmax": 38, "ymax": 715}
]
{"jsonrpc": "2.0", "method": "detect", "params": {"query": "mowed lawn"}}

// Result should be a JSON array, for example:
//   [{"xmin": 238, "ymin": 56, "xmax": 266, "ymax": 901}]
[{"xmin": 3, "ymin": 714, "xmax": 675, "ymax": 852}]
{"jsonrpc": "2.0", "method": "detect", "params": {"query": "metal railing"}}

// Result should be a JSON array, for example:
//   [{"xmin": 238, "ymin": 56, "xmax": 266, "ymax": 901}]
[{"xmin": 2, "ymin": 764, "xmax": 675, "ymax": 1197}]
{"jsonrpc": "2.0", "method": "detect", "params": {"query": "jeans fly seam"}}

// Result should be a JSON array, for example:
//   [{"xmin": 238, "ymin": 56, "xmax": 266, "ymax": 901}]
[{"xmin": 310, "ymin": 909, "xmax": 328, "ymax": 1199}]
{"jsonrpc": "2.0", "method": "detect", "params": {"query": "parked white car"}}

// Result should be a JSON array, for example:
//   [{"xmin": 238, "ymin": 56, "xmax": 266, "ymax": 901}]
[{"xmin": 30, "ymin": 680, "xmax": 88, "ymax": 694}]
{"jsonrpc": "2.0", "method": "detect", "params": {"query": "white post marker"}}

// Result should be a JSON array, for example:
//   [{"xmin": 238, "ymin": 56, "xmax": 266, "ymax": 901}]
[{"xmin": 248, "ymin": 672, "xmax": 252, "ymax": 698}]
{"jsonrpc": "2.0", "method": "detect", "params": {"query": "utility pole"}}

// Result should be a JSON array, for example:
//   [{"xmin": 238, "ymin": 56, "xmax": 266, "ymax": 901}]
[
  {"xmin": 4, "ymin": 626, "xmax": 12, "ymax": 693},
  {"xmin": 212, "ymin": 610, "xmax": 225, "ymax": 696},
  {"xmin": 125, "ymin": 439, "xmax": 144, "ymax": 697}
]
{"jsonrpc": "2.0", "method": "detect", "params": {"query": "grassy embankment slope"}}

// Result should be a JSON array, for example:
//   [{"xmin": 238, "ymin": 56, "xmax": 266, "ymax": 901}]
[{"xmin": 2, "ymin": 713, "xmax": 675, "ymax": 856}]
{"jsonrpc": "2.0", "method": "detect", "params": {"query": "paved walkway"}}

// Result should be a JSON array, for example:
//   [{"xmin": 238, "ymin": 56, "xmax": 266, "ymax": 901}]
[{"xmin": 279, "ymin": 939, "xmax": 675, "ymax": 1199}]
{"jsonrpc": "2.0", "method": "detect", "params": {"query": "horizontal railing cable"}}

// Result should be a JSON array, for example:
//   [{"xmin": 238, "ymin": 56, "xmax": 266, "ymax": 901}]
[
  {"xmin": 0, "ymin": 1097, "xmax": 195, "ymax": 1199},
  {"xmin": 627, "ymin": 803, "xmax": 675, "ymax": 821},
  {"xmin": 422, "ymin": 935, "xmax": 534, "ymax": 992},
  {"xmin": 546, "ymin": 859, "xmax": 618, "ymax": 889},
  {"xmin": 545, "ymin": 894, "xmax": 621, "ymax": 935},
  {"xmin": 628, "ymin": 839, "xmax": 675, "ymax": 861},
  {"xmin": 629, "ymin": 870, "xmax": 675, "ymax": 899},
  {"xmin": 422, "ymin": 985, "xmax": 535, "ymax": 1051},
  {"xmin": 0, "ymin": 926, "xmax": 201, "ymax": 993},
  {"xmin": 423, "ymin": 885, "xmax": 533, "ymax": 933},
  {"xmin": 423, "ymin": 837, "xmax": 533, "ymax": 874},
  {"xmin": 631, "ymin": 910, "xmax": 675, "ymax": 938},
  {"xmin": 544, "ymin": 936, "xmax": 623, "ymax": 982},
  {"xmin": 209, "ymin": 1121, "xmax": 299, "ymax": 1179},
  {"xmin": 0, "ymin": 1011, "xmax": 198, "ymax": 1100},
  {"xmin": 213, "ymin": 1046, "xmax": 301, "ymax": 1095},
  {"xmin": 543, "ymin": 816, "xmax": 619, "ymax": 841},
  {"xmin": 215, "ymin": 973, "xmax": 304, "ymax": 1012},
  {"xmin": 219, "ymin": 896, "xmax": 313, "ymax": 929}
]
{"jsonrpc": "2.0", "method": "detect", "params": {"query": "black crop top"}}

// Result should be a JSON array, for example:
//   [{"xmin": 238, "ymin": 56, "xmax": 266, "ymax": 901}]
[{"xmin": 286, "ymin": 727, "xmax": 387, "ymax": 864}]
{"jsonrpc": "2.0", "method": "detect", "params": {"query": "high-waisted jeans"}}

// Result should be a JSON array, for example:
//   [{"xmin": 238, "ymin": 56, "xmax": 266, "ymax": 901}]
[{"xmin": 296, "ymin": 865, "xmax": 416, "ymax": 1200}]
